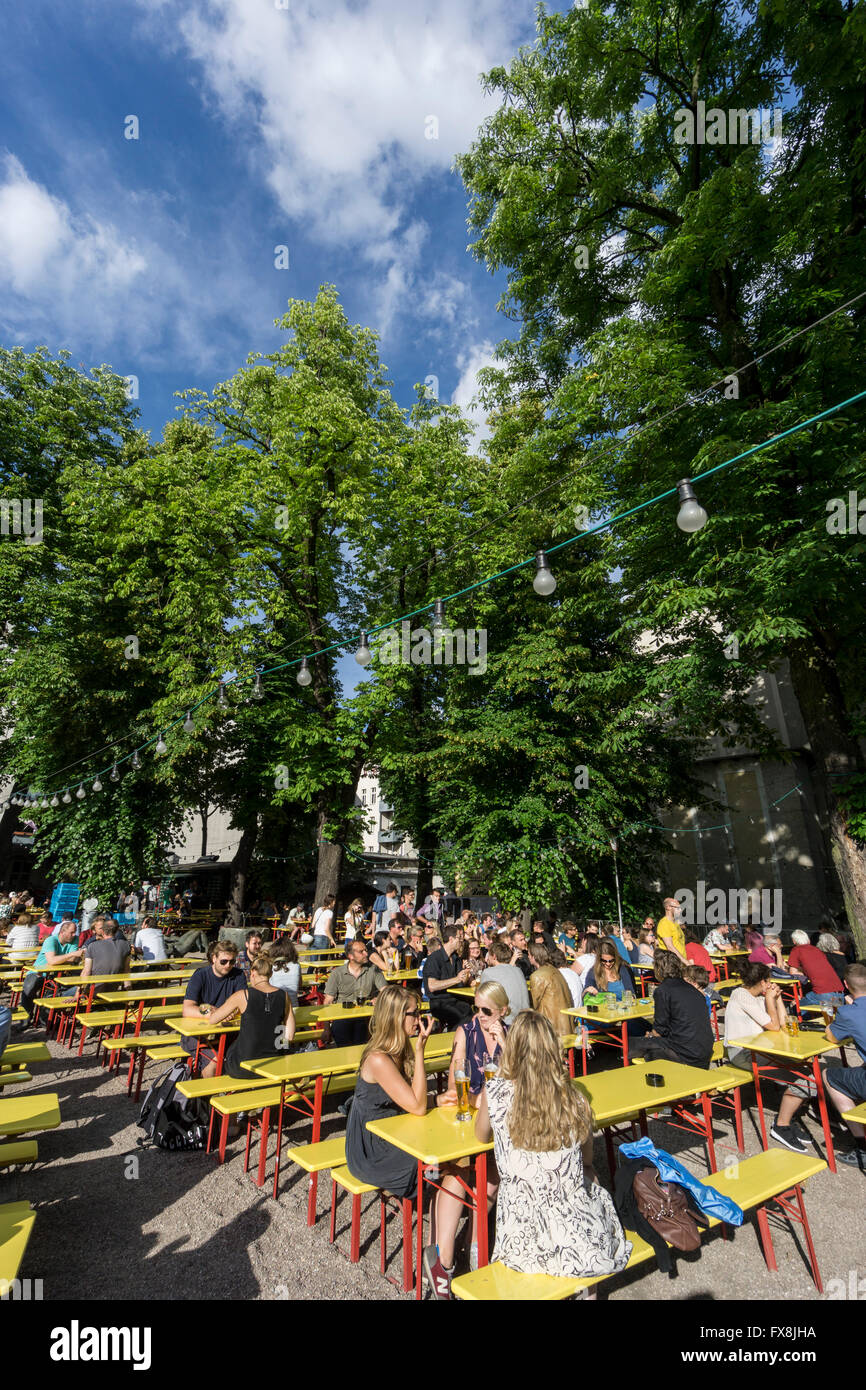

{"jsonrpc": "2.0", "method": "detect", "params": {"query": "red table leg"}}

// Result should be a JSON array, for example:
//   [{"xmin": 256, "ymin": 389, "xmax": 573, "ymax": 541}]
[
  {"xmin": 792, "ymin": 1184, "xmax": 823, "ymax": 1293},
  {"xmin": 700, "ymin": 1091, "xmax": 717, "ymax": 1170},
  {"xmin": 752, "ymin": 1058, "xmax": 769, "ymax": 1148},
  {"xmin": 812, "ymin": 1055, "xmax": 836, "ymax": 1173},
  {"xmin": 415, "ymin": 1158, "xmax": 424, "ymax": 1301},
  {"xmin": 256, "ymin": 1107, "xmax": 271, "ymax": 1187},
  {"xmin": 755, "ymin": 1205, "xmax": 778, "ymax": 1272},
  {"xmin": 475, "ymin": 1151, "xmax": 489, "ymax": 1268},
  {"xmin": 622, "ymin": 1021, "xmax": 630, "ymax": 1067},
  {"xmin": 304, "ymin": 1075, "xmax": 324, "ymax": 1221},
  {"xmin": 219, "ymin": 1113, "xmax": 230, "ymax": 1164}
]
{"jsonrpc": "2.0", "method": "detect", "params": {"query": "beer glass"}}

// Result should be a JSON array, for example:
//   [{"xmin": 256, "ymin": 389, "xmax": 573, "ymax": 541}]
[
  {"xmin": 483, "ymin": 1054, "xmax": 498, "ymax": 1085},
  {"xmin": 455, "ymin": 1070, "xmax": 472, "ymax": 1122}
]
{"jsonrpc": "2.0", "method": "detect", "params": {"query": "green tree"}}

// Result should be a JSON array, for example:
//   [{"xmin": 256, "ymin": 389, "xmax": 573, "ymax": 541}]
[{"xmin": 457, "ymin": 0, "xmax": 866, "ymax": 939}]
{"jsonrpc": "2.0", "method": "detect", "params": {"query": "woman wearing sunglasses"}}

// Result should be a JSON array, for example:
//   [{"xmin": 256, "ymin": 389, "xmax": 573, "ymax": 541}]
[
  {"xmin": 345, "ymin": 985, "xmax": 434, "ymax": 1201},
  {"xmin": 437, "ymin": 980, "xmax": 509, "ymax": 1109}
]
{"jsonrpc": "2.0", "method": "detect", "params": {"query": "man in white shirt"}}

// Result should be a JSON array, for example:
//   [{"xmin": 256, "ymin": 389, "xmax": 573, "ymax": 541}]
[
  {"xmin": 5, "ymin": 914, "xmax": 40, "ymax": 963},
  {"xmin": 702, "ymin": 924, "xmax": 733, "ymax": 953},
  {"xmin": 133, "ymin": 920, "xmax": 167, "ymax": 962}
]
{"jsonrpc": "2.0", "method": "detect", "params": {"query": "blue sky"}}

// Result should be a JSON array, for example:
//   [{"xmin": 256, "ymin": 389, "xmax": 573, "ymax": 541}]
[{"xmin": 0, "ymin": 0, "xmax": 568, "ymax": 443}]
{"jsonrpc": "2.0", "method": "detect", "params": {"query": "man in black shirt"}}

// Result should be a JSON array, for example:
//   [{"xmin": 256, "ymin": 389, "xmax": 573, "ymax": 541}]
[
  {"xmin": 182, "ymin": 939, "xmax": 247, "ymax": 1076},
  {"xmin": 423, "ymin": 925, "xmax": 473, "ymax": 1027},
  {"xmin": 508, "ymin": 928, "xmax": 534, "ymax": 982},
  {"xmin": 630, "ymin": 962, "xmax": 713, "ymax": 1069}
]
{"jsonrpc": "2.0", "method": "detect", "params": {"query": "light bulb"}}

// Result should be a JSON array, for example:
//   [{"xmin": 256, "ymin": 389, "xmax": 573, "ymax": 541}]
[
  {"xmin": 62, "ymin": 790, "xmax": 72, "ymax": 804},
  {"xmin": 355, "ymin": 633, "xmax": 372, "ymax": 667},
  {"xmin": 675, "ymin": 479, "xmax": 708, "ymax": 532},
  {"xmin": 217, "ymin": 680, "xmax": 228, "ymax": 708},
  {"xmin": 251, "ymin": 673, "xmax": 264, "ymax": 700},
  {"xmin": 131, "ymin": 750, "xmax": 141, "ymax": 770},
  {"xmin": 76, "ymin": 784, "xmax": 86, "ymax": 799},
  {"xmin": 92, "ymin": 778, "xmax": 102, "ymax": 792},
  {"xmin": 155, "ymin": 733, "xmax": 167, "ymax": 755},
  {"xmin": 532, "ymin": 549, "xmax": 557, "ymax": 596},
  {"xmin": 431, "ymin": 599, "xmax": 446, "ymax": 631},
  {"xmin": 183, "ymin": 710, "xmax": 194, "ymax": 733},
  {"xmin": 50, "ymin": 795, "xmax": 59, "ymax": 808},
  {"xmin": 110, "ymin": 763, "xmax": 120, "ymax": 782},
  {"xmin": 41, "ymin": 798, "xmax": 49, "ymax": 808},
  {"xmin": 297, "ymin": 658, "xmax": 312, "ymax": 687}
]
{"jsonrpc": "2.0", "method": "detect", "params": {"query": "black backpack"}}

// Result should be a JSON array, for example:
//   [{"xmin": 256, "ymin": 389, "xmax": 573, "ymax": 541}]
[{"xmin": 137, "ymin": 1060, "xmax": 209, "ymax": 1151}]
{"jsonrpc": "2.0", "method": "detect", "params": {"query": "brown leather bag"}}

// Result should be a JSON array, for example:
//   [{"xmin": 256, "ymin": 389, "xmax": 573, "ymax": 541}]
[{"xmin": 632, "ymin": 1167, "xmax": 706, "ymax": 1251}]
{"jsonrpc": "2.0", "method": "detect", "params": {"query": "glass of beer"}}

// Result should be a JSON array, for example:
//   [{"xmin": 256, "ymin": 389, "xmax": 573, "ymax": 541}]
[
  {"xmin": 483, "ymin": 1054, "xmax": 498, "ymax": 1085},
  {"xmin": 455, "ymin": 1070, "xmax": 472, "ymax": 1122}
]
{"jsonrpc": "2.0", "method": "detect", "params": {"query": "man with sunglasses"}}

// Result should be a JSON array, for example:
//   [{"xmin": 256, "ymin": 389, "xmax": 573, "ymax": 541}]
[
  {"xmin": 181, "ymin": 939, "xmax": 246, "ymax": 1076},
  {"xmin": 322, "ymin": 940, "xmax": 388, "ymax": 1046}
]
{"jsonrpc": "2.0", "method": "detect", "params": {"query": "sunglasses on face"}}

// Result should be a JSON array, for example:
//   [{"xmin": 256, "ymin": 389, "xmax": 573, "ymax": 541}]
[
  {"xmin": 216, "ymin": 957, "xmax": 233, "ymax": 965},
  {"xmin": 475, "ymin": 1005, "xmax": 497, "ymax": 1017},
  {"xmin": 404, "ymin": 1009, "xmax": 420, "ymax": 1018}
]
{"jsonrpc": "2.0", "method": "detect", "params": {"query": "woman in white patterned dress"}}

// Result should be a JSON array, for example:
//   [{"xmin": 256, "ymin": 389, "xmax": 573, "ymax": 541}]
[{"xmin": 475, "ymin": 1010, "xmax": 632, "ymax": 1280}]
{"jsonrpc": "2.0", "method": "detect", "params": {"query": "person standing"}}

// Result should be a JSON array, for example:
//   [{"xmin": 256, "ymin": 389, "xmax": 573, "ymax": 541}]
[
  {"xmin": 309, "ymin": 893, "xmax": 337, "ymax": 962},
  {"xmin": 656, "ymin": 897, "xmax": 688, "ymax": 965},
  {"xmin": 416, "ymin": 886, "xmax": 446, "ymax": 935},
  {"xmin": 372, "ymin": 882, "xmax": 400, "ymax": 933}
]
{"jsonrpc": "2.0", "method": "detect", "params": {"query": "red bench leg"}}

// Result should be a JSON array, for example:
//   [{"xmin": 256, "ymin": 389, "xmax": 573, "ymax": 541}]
[
  {"xmin": 755, "ymin": 1206, "xmax": 778, "ymax": 1273},
  {"xmin": 350, "ymin": 1194, "xmax": 361, "ymax": 1262},
  {"xmin": 329, "ymin": 1180, "xmax": 338, "ymax": 1244},
  {"xmin": 402, "ymin": 1197, "xmax": 413, "ymax": 1292},
  {"xmin": 257, "ymin": 1107, "xmax": 271, "ymax": 1187}
]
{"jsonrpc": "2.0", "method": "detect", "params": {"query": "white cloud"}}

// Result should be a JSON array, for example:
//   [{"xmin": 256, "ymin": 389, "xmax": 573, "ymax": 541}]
[
  {"xmin": 133, "ymin": 0, "xmax": 524, "ymax": 336},
  {"xmin": 0, "ymin": 153, "xmax": 268, "ymax": 370},
  {"xmin": 451, "ymin": 339, "xmax": 498, "ymax": 444}
]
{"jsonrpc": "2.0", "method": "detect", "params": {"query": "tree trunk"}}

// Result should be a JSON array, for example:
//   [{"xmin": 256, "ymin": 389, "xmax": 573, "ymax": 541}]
[
  {"xmin": 227, "ymin": 819, "xmax": 258, "ymax": 927},
  {"xmin": 788, "ymin": 642, "xmax": 866, "ymax": 950},
  {"xmin": 314, "ymin": 818, "xmax": 345, "ymax": 907},
  {"xmin": 199, "ymin": 802, "xmax": 209, "ymax": 860}
]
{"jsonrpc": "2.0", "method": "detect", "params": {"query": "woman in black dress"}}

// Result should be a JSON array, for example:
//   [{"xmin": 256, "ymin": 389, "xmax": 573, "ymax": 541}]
[
  {"xmin": 345, "ymin": 985, "xmax": 434, "ymax": 1199},
  {"xmin": 206, "ymin": 949, "xmax": 295, "ymax": 1077}
]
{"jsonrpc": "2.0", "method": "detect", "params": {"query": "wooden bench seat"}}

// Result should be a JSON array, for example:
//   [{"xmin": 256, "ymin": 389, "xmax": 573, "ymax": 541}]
[
  {"xmin": 0, "ymin": 1201, "xmax": 36, "ymax": 1286},
  {"xmin": 0, "ymin": 1141, "xmax": 39, "ymax": 1168},
  {"xmin": 452, "ymin": 1149, "xmax": 827, "ymax": 1300},
  {"xmin": 1, "ymin": 1042, "xmax": 50, "ymax": 1069}
]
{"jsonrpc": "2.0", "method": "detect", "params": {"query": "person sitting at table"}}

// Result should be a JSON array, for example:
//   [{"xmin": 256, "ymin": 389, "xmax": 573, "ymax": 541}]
[
  {"xmin": 473, "ymin": 1010, "xmax": 632, "ymax": 1284},
  {"xmin": 684, "ymin": 927, "xmax": 717, "ymax": 983},
  {"xmin": 816, "ymin": 931, "xmax": 850, "ymax": 986},
  {"xmin": 181, "ymin": 939, "xmax": 247, "ymax": 1077},
  {"xmin": 4, "ymin": 912, "xmax": 40, "ymax": 964},
  {"xmin": 238, "ymin": 930, "xmax": 263, "ymax": 980},
  {"xmin": 747, "ymin": 934, "xmax": 793, "ymax": 978},
  {"xmin": 321, "ymin": 938, "xmax": 387, "ymax": 1047},
  {"xmin": 480, "ymin": 938, "xmax": 530, "ymax": 1024},
  {"xmin": 552, "ymin": 947, "xmax": 584, "ymax": 1008},
  {"xmin": 461, "ymin": 936, "xmax": 485, "ymax": 983},
  {"xmin": 17, "ymin": 918, "xmax": 84, "ymax": 1027},
  {"xmin": 367, "ymin": 931, "xmax": 394, "ymax": 973},
  {"xmin": 206, "ymin": 949, "xmax": 295, "ymax": 1078},
  {"xmin": 422, "ymin": 925, "xmax": 474, "ymax": 1029},
  {"xmin": 527, "ymin": 942, "xmax": 574, "ymax": 1038},
  {"xmin": 822, "ymin": 962, "xmax": 866, "ymax": 1169},
  {"xmin": 507, "ymin": 927, "xmax": 534, "ymax": 982},
  {"xmin": 630, "ymin": 957, "xmax": 714, "ymax": 1069},
  {"xmin": 556, "ymin": 919, "xmax": 579, "ymax": 959},
  {"xmin": 345, "ymin": 986, "xmax": 437, "ymax": 1240},
  {"xmin": 635, "ymin": 928, "xmax": 656, "ymax": 965},
  {"xmin": 437, "ymin": 980, "xmax": 509, "ymax": 1108},
  {"xmin": 402, "ymin": 925, "xmax": 427, "ymax": 972},
  {"xmin": 723, "ymin": 960, "xmax": 818, "ymax": 1155},
  {"xmin": 787, "ymin": 930, "xmax": 844, "ymax": 1007},
  {"xmin": 584, "ymin": 936, "xmax": 638, "ymax": 1000},
  {"xmin": 81, "ymin": 917, "xmax": 131, "ymax": 979},
  {"xmin": 133, "ymin": 915, "xmax": 167, "ymax": 963},
  {"xmin": 387, "ymin": 915, "xmax": 409, "ymax": 967},
  {"xmin": 269, "ymin": 938, "xmax": 303, "ymax": 1006},
  {"xmin": 702, "ymin": 922, "xmax": 734, "ymax": 954}
]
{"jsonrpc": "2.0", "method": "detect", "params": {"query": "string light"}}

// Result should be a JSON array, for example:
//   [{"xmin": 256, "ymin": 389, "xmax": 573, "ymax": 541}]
[
  {"xmin": 532, "ymin": 549, "xmax": 557, "ymax": 595},
  {"xmin": 251, "ymin": 673, "xmax": 264, "ymax": 700},
  {"xmin": 675, "ymin": 479, "xmax": 708, "ymax": 532},
  {"xmin": 297, "ymin": 658, "xmax": 312, "ymax": 687},
  {"xmin": 355, "ymin": 633, "xmax": 372, "ymax": 667},
  {"xmin": 432, "ymin": 599, "xmax": 446, "ymax": 631},
  {"xmin": 92, "ymin": 777, "xmax": 102, "ymax": 792},
  {"xmin": 62, "ymin": 791, "xmax": 72, "ymax": 804},
  {"xmin": 217, "ymin": 681, "xmax": 228, "ymax": 709},
  {"xmin": 155, "ymin": 733, "xmax": 167, "ymax": 755},
  {"xmin": 183, "ymin": 711, "xmax": 195, "ymax": 733},
  {"xmin": 131, "ymin": 750, "xmax": 141, "ymax": 770},
  {"xmin": 110, "ymin": 763, "xmax": 120, "ymax": 782},
  {"xmin": 76, "ymin": 783, "xmax": 86, "ymax": 800}
]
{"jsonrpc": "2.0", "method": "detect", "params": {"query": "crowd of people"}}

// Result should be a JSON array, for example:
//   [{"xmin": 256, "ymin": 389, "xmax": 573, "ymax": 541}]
[{"xmin": 3, "ymin": 877, "xmax": 864, "ymax": 1298}]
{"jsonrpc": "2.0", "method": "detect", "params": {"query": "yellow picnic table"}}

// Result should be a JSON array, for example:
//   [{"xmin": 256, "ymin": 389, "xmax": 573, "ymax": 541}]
[
  {"xmin": 709, "ymin": 949, "xmax": 748, "ymax": 981},
  {"xmin": 164, "ymin": 1015, "xmax": 240, "ymax": 1075},
  {"xmin": 0, "ymin": 1092, "xmax": 62, "ymax": 1136},
  {"xmin": 366, "ymin": 1105, "xmax": 495, "ymax": 1299},
  {"xmin": 728, "ymin": 1028, "xmax": 851, "ymax": 1173},
  {"xmin": 247, "ymin": 1031, "xmax": 457, "ymax": 1209},
  {"xmin": 0, "ymin": 1201, "xmax": 36, "ymax": 1289},
  {"xmin": 565, "ymin": 999, "xmax": 654, "ymax": 1067}
]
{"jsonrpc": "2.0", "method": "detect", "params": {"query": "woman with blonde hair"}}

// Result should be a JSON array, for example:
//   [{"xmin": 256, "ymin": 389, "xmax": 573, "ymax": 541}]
[
  {"xmin": 474, "ymin": 1010, "xmax": 631, "ymax": 1280},
  {"xmin": 342, "ymin": 898, "xmax": 365, "ymax": 947},
  {"xmin": 345, "ymin": 985, "xmax": 433, "ymax": 1199},
  {"xmin": 207, "ymin": 949, "xmax": 295, "ymax": 1080},
  {"xmin": 438, "ymin": 980, "xmax": 509, "ymax": 1107}
]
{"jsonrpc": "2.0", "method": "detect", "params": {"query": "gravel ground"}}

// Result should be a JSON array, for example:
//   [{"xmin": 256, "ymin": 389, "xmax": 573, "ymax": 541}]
[{"xmin": 4, "ymin": 1033, "xmax": 863, "ymax": 1303}]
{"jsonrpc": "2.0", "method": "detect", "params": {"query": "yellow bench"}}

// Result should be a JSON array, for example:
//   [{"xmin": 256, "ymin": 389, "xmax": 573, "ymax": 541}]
[
  {"xmin": 0, "ymin": 1141, "xmax": 38, "ymax": 1168},
  {"xmin": 0, "ymin": 1202, "xmax": 36, "ymax": 1287},
  {"xmin": 0, "ymin": 1072, "xmax": 32, "ymax": 1088},
  {"xmin": 210, "ymin": 1085, "xmax": 303, "ymax": 1181},
  {"xmin": 452, "ymin": 1149, "xmax": 827, "ymax": 1300},
  {"xmin": 1, "ymin": 1042, "xmax": 50, "ymax": 1069},
  {"xmin": 327, "ymin": 1165, "xmax": 415, "ymax": 1289}
]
